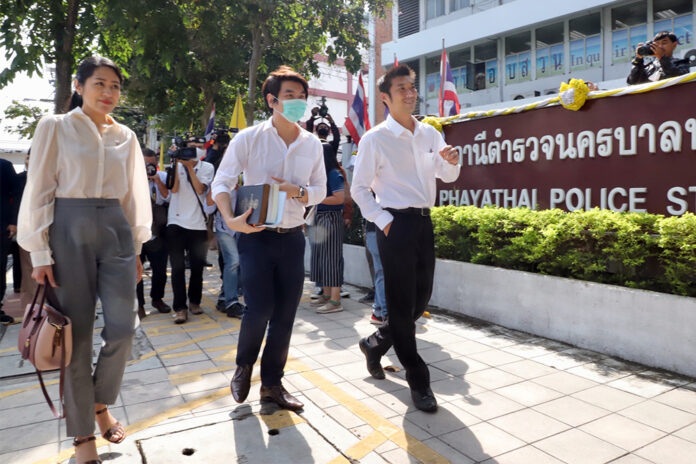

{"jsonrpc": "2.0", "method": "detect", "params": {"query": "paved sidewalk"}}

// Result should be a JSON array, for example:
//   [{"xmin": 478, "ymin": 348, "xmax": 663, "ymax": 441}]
[{"xmin": 1, "ymin": 262, "xmax": 695, "ymax": 463}]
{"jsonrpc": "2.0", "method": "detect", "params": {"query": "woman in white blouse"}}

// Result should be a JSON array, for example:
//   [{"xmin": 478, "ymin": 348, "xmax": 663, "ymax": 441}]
[{"xmin": 18, "ymin": 56, "xmax": 151, "ymax": 464}]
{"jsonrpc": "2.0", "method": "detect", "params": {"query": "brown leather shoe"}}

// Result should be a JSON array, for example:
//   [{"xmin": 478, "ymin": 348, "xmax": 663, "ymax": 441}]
[
  {"xmin": 260, "ymin": 385, "xmax": 304, "ymax": 411},
  {"xmin": 189, "ymin": 303, "xmax": 204, "ymax": 315},
  {"xmin": 174, "ymin": 309, "xmax": 188, "ymax": 324},
  {"xmin": 230, "ymin": 365, "xmax": 253, "ymax": 403}
]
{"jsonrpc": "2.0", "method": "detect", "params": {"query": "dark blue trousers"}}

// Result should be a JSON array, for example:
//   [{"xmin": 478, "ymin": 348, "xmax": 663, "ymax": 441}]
[{"xmin": 236, "ymin": 229, "xmax": 305, "ymax": 386}]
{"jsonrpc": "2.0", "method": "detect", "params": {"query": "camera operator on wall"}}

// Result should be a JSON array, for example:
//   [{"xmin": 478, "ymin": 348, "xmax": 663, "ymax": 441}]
[
  {"xmin": 627, "ymin": 31, "xmax": 690, "ymax": 85},
  {"xmin": 165, "ymin": 135, "xmax": 215, "ymax": 324}
]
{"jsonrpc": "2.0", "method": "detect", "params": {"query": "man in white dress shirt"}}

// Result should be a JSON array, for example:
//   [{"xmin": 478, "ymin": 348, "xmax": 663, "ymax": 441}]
[
  {"xmin": 212, "ymin": 66, "xmax": 326, "ymax": 410},
  {"xmin": 351, "ymin": 64, "xmax": 460, "ymax": 412}
]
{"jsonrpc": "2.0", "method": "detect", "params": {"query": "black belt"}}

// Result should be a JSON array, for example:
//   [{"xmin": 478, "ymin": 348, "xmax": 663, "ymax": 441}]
[
  {"xmin": 386, "ymin": 207, "xmax": 431, "ymax": 216},
  {"xmin": 265, "ymin": 225, "xmax": 303, "ymax": 234}
]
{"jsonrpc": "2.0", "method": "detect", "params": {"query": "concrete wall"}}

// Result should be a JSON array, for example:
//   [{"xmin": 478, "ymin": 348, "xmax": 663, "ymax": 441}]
[{"xmin": 341, "ymin": 243, "xmax": 696, "ymax": 378}]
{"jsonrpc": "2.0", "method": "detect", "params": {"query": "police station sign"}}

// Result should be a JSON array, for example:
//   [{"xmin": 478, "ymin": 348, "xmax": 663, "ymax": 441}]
[{"xmin": 438, "ymin": 80, "xmax": 696, "ymax": 216}]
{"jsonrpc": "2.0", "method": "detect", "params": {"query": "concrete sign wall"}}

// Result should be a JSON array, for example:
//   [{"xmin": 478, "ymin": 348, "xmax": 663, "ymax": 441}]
[{"xmin": 438, "ymin": 81, "xmax": 696, "ymax": 216}]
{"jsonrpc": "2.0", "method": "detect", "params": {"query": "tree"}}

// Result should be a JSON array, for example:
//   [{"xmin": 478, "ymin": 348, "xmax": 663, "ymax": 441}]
[
  {"xmin": 98, "ymin": 0, "xmax": 390, "ymax": 130},
  {"xmin": 3, "ymin": 100, "xmax": 47, "ymax": 138},
  {"xmin": 0, "ymin": 1, "xmax": 100, "ymax": 114}
]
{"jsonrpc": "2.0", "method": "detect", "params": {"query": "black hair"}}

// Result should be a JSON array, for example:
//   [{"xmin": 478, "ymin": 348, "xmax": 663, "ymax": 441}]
[
  {"xmin": 653, "ymin": 31, "xmax": 679, "ymax": 43},
  {"xmin": 377, "ymin": 64, "xmax": 416, "ymax": 96},
  {"xmin": 142, "ymin": 147, "xmax": 157, "ymax": 158},
  {"xmin": 69, "ymin": 56, "xmax": 124, "ymax": 111},
  {"xmin": 261, "ymin": 65, "xmax": 309, "ymax": 112}
]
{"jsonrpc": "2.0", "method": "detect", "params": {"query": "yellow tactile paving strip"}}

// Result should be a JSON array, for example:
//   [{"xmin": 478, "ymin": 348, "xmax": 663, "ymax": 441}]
[{"xmin": 2, "ymin": 278, "xmax": 448, "ymax": 464}]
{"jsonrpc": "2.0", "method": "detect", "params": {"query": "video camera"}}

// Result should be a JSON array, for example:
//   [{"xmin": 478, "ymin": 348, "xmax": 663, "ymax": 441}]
[
  {"xmin": 168, "ymin": 133, "xmax": 206, "ymax": 161},
  {"xmin": 312, "ymin": 96, "xmax": 329, "ymax": 118},
  {"xmin": 212, "ymin": 127, "xmax": 231, "ymax": 146}
]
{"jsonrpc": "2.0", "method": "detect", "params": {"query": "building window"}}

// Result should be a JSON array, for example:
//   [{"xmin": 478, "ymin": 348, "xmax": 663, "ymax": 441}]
[
  {"xmin": 536, "ymin": 22, "xmax": 565, "ymax": 78},
  {"xmin": 505, "ymin": 31, "xmax": 531, "ymax": 84},
  {"xmin": 450, "ymin": 0, "xmax": 470, "ymax": 12},
  {"xmin": 426, "ymin": 0, "xmax": 445, "ymax": 19},
  {"xmin": 398, "ymin": 0, "xmax": 420, "ymax": 39},
  {"xmin": 611, "ymin": 1, "xmax": 648, "ymax": 64},
  {"xmin": 569, "ymin": 13, "xmax": 602, "ymax": 71},
  {"xmin": 469, "ymin": 41, "xmax": 498, "ymax": 90},
  {"xmin": 653, "ymin": 0, "xmax": 693, "ymax": 54},
  {"xmin": 425, "ymin": 48, "xmax": 471, "ymax": 102},
  {"xmin": 425, "ymin": 55, "xmax": 441, "ymax": 101}
]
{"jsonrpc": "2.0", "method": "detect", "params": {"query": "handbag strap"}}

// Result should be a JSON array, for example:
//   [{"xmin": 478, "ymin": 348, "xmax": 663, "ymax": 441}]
[{"xmin": 34, "ymin": 277, "xmax": 67, "ymax": 419}]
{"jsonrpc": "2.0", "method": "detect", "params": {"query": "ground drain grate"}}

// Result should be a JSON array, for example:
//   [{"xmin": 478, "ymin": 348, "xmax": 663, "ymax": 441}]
[{"xmin": 182, "ymin": 448, "xmax": 196, "ymax": 456}]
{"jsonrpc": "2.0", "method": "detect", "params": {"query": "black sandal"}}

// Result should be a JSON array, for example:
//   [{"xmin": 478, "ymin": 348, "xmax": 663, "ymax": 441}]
[
  {"xmin": 95, "ymin": 407, "xmax": 126, "ymax": 444},
  {"xmin": 72, "ymin": 435, "xmax": 102, "ymax": 464}
]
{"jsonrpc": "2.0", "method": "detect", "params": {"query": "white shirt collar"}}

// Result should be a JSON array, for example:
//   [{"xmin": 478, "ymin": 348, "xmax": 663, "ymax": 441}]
[{"xmin": 386, "ymin": 114, "xmax": 420, "ymax": 137}]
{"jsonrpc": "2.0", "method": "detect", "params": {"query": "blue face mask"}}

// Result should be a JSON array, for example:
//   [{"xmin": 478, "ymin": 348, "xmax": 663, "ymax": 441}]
[{"xmin": 277, "ymin": 98, "xmax": 307, "ymax": 123}]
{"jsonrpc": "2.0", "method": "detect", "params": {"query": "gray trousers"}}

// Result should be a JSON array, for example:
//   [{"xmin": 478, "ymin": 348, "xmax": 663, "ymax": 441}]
[{"xmin": 50, "ymin": 198, "xmax": 137, "ymax": 437}]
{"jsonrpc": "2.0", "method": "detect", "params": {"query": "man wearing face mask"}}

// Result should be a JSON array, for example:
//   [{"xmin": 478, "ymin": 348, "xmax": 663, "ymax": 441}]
[
  {"xmin": 212, "ymin": 66, "xmax": 326, "ymax": 411},
  {"xmin": 166, "ymin": 140, "xmax": 215, "ymax": 324}
]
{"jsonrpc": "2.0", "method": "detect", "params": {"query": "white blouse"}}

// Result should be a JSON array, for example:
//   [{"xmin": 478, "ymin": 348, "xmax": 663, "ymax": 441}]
[{"xmin": 18, "ymin": 107, "xmax": 152, "ymax": 267}]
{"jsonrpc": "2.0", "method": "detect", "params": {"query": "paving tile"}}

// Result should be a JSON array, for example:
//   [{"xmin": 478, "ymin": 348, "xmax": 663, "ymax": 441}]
[
  {"xmin": 374, "ymin": 440, "xmax": 400, "ymax": 454},
  {"xmin": 429, "ymin": 375, "xmax": 486, "ymax": 403},
  {"xmin": 416, "ymin": 346, "xmax": 456, "ymax": 364},
  {"xmin": 450, "ymin": 390, "xmax": 525, "ymax": 421},
  {"xmin": 120, "ymin": 380, "xmax": 182, "ymax": 406},
  {"xmin": 302, "ymin": 387, "xmax": 339, "ymax": 408},
  {"xmin": 654, "ymin": 386, "xmax": 696, "ymax": 414},
  {"xmin": 358, "ymin": 451, "xmax": 389, "ymax": 464},
  {"xmin": 388, "ymin": 414, "xmax": 432, "ymax": 441},
  {"xmin": 373, "ymin": 388, "xmax": 419, "ymax": 415},
  {"xmin": 0, "ymin": 419, "xmax": 59, "ymax": 454},
  {"xmin": 467, "ymin": 349, "xmax": 523, "ymax": 367},
  {"xmin": 634, "ymin": 435, "xmax": 696, "ymax": 464},
  {"xmin": 446, "ymin": 340, "xmax": 492, "ymax": 356},
  {"xmin": 607, "ymin": 455, "xmax": 654, "ymax": 464},
  {"xmin": 405, "ymin": 401, "xmax": 478, "ymax": 436},
  {"xmin": 294, "ymin": 340, "xmax": 344, "ymax": 356},
  {"xmin": 480, "ymin": 445, "xmax": 564, "ymax": 464},
  {"xmin": 567, "ymin": 362, "xmax": 633, "ymax": 384},
  {"xmin": 674, "ymin": 422, "xmax": 696, "ymax": 443},
  {"xmin": 329, "ymin": 360, "xmax": 376, "ymax": 381},
  {"xmin": 0, "ymin": 443, "xmax": 60, "ymax": 464},
  {"xmin": 123, "ymin": 395, "xmax": 187, "ymax": 424},
  {"xmin": 333, "ymin": 381, "xmax": 370, "ymax": 400},
  {"xmin": 176, "ymin": 372, "xmax": 229, "ymax": 395},
  {"xmin": 489, "ymin": 408, "xmax": 570, "ymax": 443},
  {"xmin": 121, "ymin": 367, "xmax": 170, "ymax": 387},
  {"xmin": 379, "ymin": 446, "xmax": 418, "ymax": 464},
  {"xmin": 312, "ymin": 349, "xmax": 363, "ymax": 368},
  {"xmin": 324, "ymin": 404, "xmax": 365, "ymax": 429},
  {"xmin": 535, "ymin": 429, "xmax": 625, "ymax": 464},
  {"xmin": 440, "ymin": 422, "xmax": 525, "ymax": 462},
  {"xmin": 421, "ymin": 437, "xmax": 475, "ymax": 464},
  {"xmin": 431, "ymin": 355, "xmax": 489, "ymax": 376},
  {"xmin": 465, "ymin": 367, "xmax": 525, "ymax": 390},
  {"xmin": 619, "ymin": 399, "xmax": 696, "ymax": 433},
  {"xmin": 497, "ymin": 359, "xmax": 559, "ymax": 380},
  {"xmin": 494, "ymin": 380, "xmax": 564, "ymax": 407},
  {"xmin": 474, "ymin": 334, "xmax": 519, "ymax": 349},
  {"xmin": 0, "ymin": 401, "xmax": 62, "ymax": 430},
  {"xmin": 533, "ymin": 396, "xmax": 611, "ymax": 427},
  {"xmin": 607, "ymin": 374, "xmax": 677, "ymax": 398},
  {"xmin": 572, "ymin": 385, "xmax": 644, "ymax": 412},
  {"xmin": 501, "ymin": 343, "xmax": 557, "ymax": 359},
  {"xmin": 579, "ymin": 414, "xmax": 666, "ymax": 451},
  {"xmin": 531, "ymin": 370, "xmax": 599, "ymax": 395}
]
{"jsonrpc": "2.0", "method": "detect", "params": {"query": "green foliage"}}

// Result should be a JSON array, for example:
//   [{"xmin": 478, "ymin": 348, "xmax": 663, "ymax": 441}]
[
  {"xmin": 430, "ymin": 206, "xmax": 696, "ymax": 297},
  {"xmin": 3, "ymin": 100, "xmax": 47, "ymax": 138}
]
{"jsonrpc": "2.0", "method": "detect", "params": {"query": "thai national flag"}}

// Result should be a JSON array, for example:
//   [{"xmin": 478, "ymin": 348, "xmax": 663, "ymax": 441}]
[
  {"xmin": 439, "ymin": 48, "xmax": 460, "ymax": 117},
  {"xmin": 204, "ymin": 105, "xmax": 215, "ymax": 148},
  {"xmin": 345, "ymin": 73, "xmax": 370, "ymax": 145}
]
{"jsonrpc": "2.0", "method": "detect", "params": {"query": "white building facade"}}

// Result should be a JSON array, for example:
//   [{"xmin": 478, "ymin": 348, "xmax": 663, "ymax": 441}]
[{"xmin": 382, "ymin": 0, "xmax": 696, "ymax": 114}]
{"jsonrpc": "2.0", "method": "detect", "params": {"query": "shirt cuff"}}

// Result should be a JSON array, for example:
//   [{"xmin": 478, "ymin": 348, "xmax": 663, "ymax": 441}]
[
  {"xmin": 375, "ymin": 211, "xmax": 394, "ymax": 231},
  {"xmin": 211, "ymin": 183, "xmax": 231, "ymax": 200},
  {"xmin": 30, "ymin": 250, "xmax": 54, "ymax": 267}
]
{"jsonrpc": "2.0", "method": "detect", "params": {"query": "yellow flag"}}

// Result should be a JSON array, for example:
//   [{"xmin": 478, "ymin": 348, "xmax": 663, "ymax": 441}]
[
  {"xmin": 230, "ymin": 94, "xmax": 247, "ymax": 131},
  {"xmin": 189, "ymin": 122, "xmax": 193, "ymax": 133},
  {"xmin": 159, "ymin": 140, "xmax": 165, "ymax": 170}
]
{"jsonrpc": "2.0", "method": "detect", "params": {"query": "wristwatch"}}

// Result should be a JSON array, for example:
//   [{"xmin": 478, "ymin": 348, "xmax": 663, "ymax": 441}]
[{"xmin": 296, "ymin": 185, "xmax": 306, "ymax": 199}]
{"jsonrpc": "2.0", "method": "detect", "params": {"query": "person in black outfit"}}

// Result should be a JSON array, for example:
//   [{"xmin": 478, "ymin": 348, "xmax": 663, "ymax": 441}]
[
  {"xmin": 0, "ymin": 157, "xmax": 20, "ymax": 324},
  {"xmin": 627, "ymin": 31, "xmax": 691, "ymax": 85},
  {"xmin": 136, "ymin": 148, "xmax": 172, "ymax": 318}
]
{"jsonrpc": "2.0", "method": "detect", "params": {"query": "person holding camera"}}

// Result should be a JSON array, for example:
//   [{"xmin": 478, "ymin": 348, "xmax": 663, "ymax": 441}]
[
  {"xmin": 213, "ymin": 66, "xmax": 326, "ymax": 411},
  {"xmin": 136, "ymin": 148, "xmax": 172, "ymax": 319},
  {"xmin": 167, "ymin": 142, "xmax": 215, "ymax": 324},
  {"xmin": 627, "ymin": 31, "xmax": 690, "ymax": 85}
]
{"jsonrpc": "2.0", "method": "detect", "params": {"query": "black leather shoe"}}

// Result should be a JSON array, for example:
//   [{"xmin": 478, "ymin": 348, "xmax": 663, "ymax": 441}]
[
  {"xmin": 411, "ymin": 387, "xmax": 438, "ymax": 412},
  {"xmin": 260, "ymin": 385, "xmax": 304, "ymax": 411},
  {"xmin": 230, "ymin": 365, "xmax": 253, "ymax": 403},
  {"xmin": 152, "ymin": 299, "xmax": 172, "ymax": 313},
  {"xmin": 359, "ymin": 337, "xmax": 385, "ymax": 380}
]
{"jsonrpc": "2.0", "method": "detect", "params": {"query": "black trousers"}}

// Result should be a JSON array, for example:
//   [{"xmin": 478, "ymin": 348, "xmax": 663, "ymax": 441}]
[
  {"xmin": 167, "ymin": 224, "xmax": 208, "ymax": 311},
  {"xmin": 0, "ymin": 228, "xmax": 9, "ymax": 310},
  {"xmin": 363, "ymin": 212, "xmax": 435, "ymax": 391},
  {"xmin": 136, "ymin": 235, "xmax": 169, "ymax": 306},
  {"xmin": 235, "ymin": 229, "xmax": 305, "ymax": 386}
]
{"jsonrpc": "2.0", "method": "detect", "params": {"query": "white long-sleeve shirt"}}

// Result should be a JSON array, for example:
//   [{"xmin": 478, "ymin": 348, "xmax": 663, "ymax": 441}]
[
  {"xmin": 211, "ymin": 119, "xmax": 326, "ymax": 228},
  {"xmin": 351, "ymin": 115, "xmax": 460, "ymax": 230},
  {"xmin": 17, "ymin": 107, "xmax": 152, "ymax": 266}
]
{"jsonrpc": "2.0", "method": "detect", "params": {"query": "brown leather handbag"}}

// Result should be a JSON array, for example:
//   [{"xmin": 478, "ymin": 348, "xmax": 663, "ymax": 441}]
[{"xmin": 17, "ymin": 282, "xmax": 72, "ymax": 418}]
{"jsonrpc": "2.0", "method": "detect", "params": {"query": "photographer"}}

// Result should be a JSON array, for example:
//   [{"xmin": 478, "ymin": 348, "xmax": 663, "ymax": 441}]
[
  {"xmin": 166, "ymin": 138, "xmax": 215, "ymax": 324},
  {"xmin": 203, "ymin": 129, "xmax": 231, "ymax": 172},
  {"xmin": 627, "ymin": 31, "xmax": 690, "ymax": 85},
  {"xmin": 136, "ymin": 148, "xmax": 172, "ymax": 319}
]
